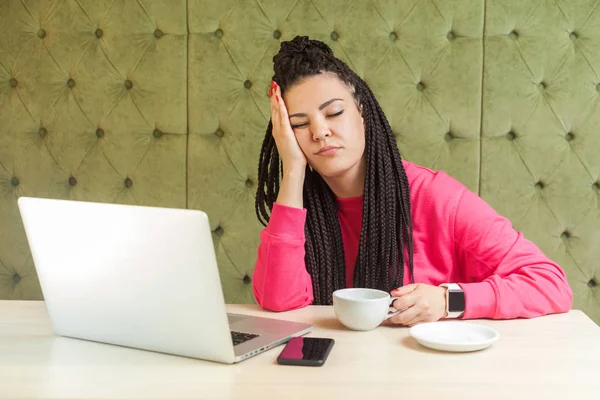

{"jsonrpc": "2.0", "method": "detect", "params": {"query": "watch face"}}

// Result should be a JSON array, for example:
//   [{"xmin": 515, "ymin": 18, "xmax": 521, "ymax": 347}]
[{"xmin": 448, "ymin": 290, "xmax": 465, "ymax": 312}]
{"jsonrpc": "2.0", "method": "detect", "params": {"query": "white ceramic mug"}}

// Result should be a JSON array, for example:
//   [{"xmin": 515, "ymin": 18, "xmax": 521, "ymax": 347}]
[{"xmin": 332, "ymin": 288, "xmax": 400, "ymax": 331}]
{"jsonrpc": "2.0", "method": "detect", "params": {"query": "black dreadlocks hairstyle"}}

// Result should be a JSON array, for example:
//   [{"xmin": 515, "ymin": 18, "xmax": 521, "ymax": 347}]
[{"xmin": 255, "ymin": 35, "xmax": 414, "ymax": 305}]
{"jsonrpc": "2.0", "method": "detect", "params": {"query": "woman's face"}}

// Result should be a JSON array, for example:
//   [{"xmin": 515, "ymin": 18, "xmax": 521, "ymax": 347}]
[{"xmin": 283, "ymin": 73, "xmax": 365, "ymax": 179}]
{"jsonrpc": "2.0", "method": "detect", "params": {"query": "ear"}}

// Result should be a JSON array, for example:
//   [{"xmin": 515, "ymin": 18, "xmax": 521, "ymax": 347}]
[
  {"xmin": 359, "ymin": 105, "xmax": 365, "ymax": 128},
  {"xmin": 356, "ymin": 102, "xmax": 364, "ymax": 119}
]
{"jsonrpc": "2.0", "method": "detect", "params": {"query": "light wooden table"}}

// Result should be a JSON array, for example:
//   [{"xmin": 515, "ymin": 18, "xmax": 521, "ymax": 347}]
[{"xmin": 1, "ymin": 301, "xmax": 599, "ymax": 399}]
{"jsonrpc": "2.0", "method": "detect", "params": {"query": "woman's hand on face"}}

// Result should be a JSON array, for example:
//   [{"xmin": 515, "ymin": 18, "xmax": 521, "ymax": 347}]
[
  {"xmin": 269, "ymin": 81, "xmax": 307, "ymax": 174},
  {"xmin": 387, "ymin": 284, "xmax": 448, "ymax": 327}
]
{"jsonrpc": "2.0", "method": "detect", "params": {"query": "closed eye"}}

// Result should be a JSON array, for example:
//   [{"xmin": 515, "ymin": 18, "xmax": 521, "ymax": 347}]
[{"xmin": 290, "ymin": 110, "xmax": 345, "ymax": 129}]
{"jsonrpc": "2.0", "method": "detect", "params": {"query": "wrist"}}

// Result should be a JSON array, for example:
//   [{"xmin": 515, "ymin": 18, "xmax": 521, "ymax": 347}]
[
  {"xmin": 439, "ymin": 287, "xmax": 449, "ymax": 318},
  {"xmin": 277, "ymin": 168, "xmax": 305, "ymax": 209},
  {"xmin": 283, "ymin": 166, "xmax": 306, "ymax": 181}
]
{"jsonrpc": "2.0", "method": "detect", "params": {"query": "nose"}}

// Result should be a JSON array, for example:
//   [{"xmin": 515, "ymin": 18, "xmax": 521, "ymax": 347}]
[{"xmin": 311, "ymin": 120, "xmax": 332, "ymax": 141}]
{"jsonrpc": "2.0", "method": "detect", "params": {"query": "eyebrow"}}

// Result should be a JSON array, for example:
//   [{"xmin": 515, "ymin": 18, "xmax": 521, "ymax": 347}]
[{"xmin": 289, "ymin": 98, "xmax": 344, "ymax": 118}]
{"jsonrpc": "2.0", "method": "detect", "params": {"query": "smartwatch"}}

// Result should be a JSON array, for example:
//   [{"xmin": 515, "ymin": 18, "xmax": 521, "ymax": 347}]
[{"xmin": 440, "ymin": 283, "xmax": 465, "ymax": 318}]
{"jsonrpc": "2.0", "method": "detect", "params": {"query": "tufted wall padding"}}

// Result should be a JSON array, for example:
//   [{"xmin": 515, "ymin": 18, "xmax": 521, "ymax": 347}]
[
  {"xmin": 0, "ymin": 0, "xmax": 188, "ymax": 299},
  {"xmin": 1, "ymin": 0, "xmax": 599, "ymax": 324},
  {"xmin": 482, "ymin": 0, "xmax": 600, "ymax": 324}
]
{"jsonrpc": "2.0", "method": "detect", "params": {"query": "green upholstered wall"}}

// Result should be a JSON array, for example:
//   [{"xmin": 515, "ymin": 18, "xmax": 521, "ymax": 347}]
[{"xmin": 1, "ymin": 0, "xmax": 598, "ymax": 324}]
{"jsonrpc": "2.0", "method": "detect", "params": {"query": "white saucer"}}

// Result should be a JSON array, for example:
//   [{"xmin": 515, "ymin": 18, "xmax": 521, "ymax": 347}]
[{"xmin": 409, "ymin": 321, "xmax": 500, "ymax": 352}]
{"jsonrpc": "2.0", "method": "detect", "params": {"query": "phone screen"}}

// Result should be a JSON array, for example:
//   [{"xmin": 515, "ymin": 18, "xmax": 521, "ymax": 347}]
[{"xmin": 277, "ymin": 337, "xmax": 334, "ymax": 366}]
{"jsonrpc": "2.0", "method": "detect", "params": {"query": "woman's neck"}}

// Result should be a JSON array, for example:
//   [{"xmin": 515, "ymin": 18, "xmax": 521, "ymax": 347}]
[{"xmin": 322, "ymin": 156, "xmax": 366, "ymax": 199}]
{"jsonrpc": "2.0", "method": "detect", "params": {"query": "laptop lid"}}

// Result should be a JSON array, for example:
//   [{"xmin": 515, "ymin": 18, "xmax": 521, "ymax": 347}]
[{"xmin": 17, "ymin": 197, "xmax": 312, "ymax": 364}]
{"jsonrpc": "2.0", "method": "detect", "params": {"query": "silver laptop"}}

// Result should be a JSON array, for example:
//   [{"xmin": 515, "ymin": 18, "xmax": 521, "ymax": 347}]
[{"xmin": 17, "ymin": 196, "xmax": 312, "ymax": 364}]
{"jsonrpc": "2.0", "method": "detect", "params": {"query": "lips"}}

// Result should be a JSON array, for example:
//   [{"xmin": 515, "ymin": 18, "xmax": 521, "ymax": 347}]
[{"xmin": 316, "ymin": 146, "xmax": 341, "ymax": 155}]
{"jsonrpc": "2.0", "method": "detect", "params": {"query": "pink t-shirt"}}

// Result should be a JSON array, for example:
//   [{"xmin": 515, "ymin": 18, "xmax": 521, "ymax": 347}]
[{"xmin": 252, "ymin": 161, "xmax": 573, "ymax": 319}]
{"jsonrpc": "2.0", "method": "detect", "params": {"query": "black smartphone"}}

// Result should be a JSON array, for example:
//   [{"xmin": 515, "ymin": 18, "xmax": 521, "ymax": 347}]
[{"xmin": 277, "ymin": 337, "xmax": 334, "ymax": 367}]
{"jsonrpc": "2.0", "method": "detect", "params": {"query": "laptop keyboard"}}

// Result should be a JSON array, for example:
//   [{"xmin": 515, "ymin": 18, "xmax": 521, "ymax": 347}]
[{"xmin": 230, "ymin": 331, "xmax": 259, "ymax": 346}]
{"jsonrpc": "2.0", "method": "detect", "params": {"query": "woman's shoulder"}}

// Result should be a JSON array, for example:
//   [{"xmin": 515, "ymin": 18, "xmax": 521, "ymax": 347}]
[
  {"xmin": 401, "ymin": 160, "xmax": 467, "ymax": 204},
  {"xmin": 402, "ymin": 160, "xmax": 462, "ymax": 187}
]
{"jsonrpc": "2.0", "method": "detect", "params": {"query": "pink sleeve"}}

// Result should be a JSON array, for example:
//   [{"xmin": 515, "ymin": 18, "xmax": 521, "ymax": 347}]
[
  {"xmin": 252, "ymin": 203, "xmax": 314, "ymax": 311},
  {"xmin": 453, "ymin": 186, "xmax": 573, "ymax": 320}
]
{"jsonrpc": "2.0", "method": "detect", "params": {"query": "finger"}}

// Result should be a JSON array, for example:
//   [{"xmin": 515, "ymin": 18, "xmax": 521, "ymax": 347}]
[
  {"xmin": 405, "ymin": 302, "xmax": 440, "ymax": 326},
  {"xmin": 270, "ymin": 104, "xmax": 277, "ymax": 127},
  {"xmin": 404, "ymin": 314, "xmax": 425, "ymax": 327},
  {"xmin": 270, "ymin": 92, "xmax": 280, "ymax": 127},
  {"xmin": 391, "ymin": 293, "xmax": 416, "ymax": 313},
  {"xmin": 389, "ymin": 306, "xmax": 420, "ymax": 326},
  {"xmin": 270, "ymin": 82, "xmax": 277, "ymax": 103},
  {"xmin": 269, "ymin": 81, "xmax": 276, "ymax": 97},
  {"xmin": 274, "ymin": 84, "xmax": 289, "ymax": 119},
  {"xmin": 391, "ymin": 283, "xmax": 418, "ymax": 297}
]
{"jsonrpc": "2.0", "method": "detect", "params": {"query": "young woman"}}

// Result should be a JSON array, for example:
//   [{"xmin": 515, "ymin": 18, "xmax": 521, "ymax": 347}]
[{"xmin": 253, "ymin": 36, "xmax": 572, "ymax": 326}]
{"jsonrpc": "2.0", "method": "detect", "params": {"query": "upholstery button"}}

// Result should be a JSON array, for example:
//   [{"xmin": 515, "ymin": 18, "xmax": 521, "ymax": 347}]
[
  {"xmin": 389, "ymin": 31, "xmax": 398, "ymax": 41},
  {"xmin": 589, "ymin": 279, "xmax": 597, "ymax": 288},
  {"xmin": 124, "ymin": 177, "xmax": 133, "ymax": 188},
  {"xmin": 569, "ymin": 31, "xmax": 578, "ymax": 40},
  {"xmin": 508, "ymin": 30, "xmax": 518, "ymax": 40},
  {"xmin": 69, "ymin": 176, "xmax": 77, "ymax": 186},
  {"xmin": 243, "ymin": 275, "xmax": 251, "ymax": 284},
  {"xmin": 560, "ymin": 230, "xmax": 571, "ymax": 240},
  {"xmin": 38, "ymin": 127, "xmax": 47, "ymax": 138},
  {"xmin": 95, "ymin": 28, "xmax": 103, "ymax": 38},
  {"xmin": 416, "ymin": 82, "xmax": 425, "ymax": 92},
  {"xmin": 124, "ymin": 79, "xmax": 133, "ymax": 90},
  {"xmin": 447, "ymin": 31, "xmax": 456, "ymax": 41},
  {"xmin": 273, "ymin": 30, "xmax": 281, "ymax": 39},
  {"xmin": 330, "ymin": 31, "xmax": 339, "ymax": 41},
  {"xmin": 593, "ymin": 181, "xmax": 600, "ymax": 191},
  {"xmin": 96, "ymin": 128, "xmax": 104, "ymax": 138},
  {"xmin": 154, "ymin": 29, "xmax": 163, "ymax": 39},
  {"xmin": 534, "ymin": 181, "xmax": 545, "ymax": 190},
  {"xmin": 444, "ymin": 131, "xmax": 454, "ymax": 142},
  {"xmin": 215, "ymin": 128, "xmax": 224, "ymax": 138},
  {"xmin": 596, "ymin": 83, "xmax": 600, "ymax": 92},
  {"xmin": 67, "ymin": 78, "xmax": 75, "ymax": 88},
  {"xmin": 506, "ymin": 131, "xmax": 517, "ymax": 141},
  {"xmin": 214, "ymin": 226, "xmax": 224, "ymax": 236},
  {"xmin": 245, "ymin": 179, "xmax": 253, "ymax": 188},
  {"xmin": 11, "ymin": 177, "xmax": 19, "ymax": 187},
  {"xmin": 566, "ymin": 132, "xmax": 575, "ymax": 142},
  {"xmin": 12, "ymin": 273, "xmax": 21, "ymax": 285},
  {"xmin": 244, "ymin": 80, "xmax": 252, "ymax": 89},
  {"xmin": 215, "ymin": 29, "xmax": 223, "ymax": 38},
  {"xmin": 38, "ymin": 29, "xmax": 46, "ymax": 39},
  {"xmin": 9, "ymin": 78, "xmax": 18, "ymax": 88},
  {"xmin": 538, "ymin": 81, "xmax": 547, "ymax": 90},
  {"xmin": 153, "ymin": 128, "xmax": 163, "ymax": 138}
]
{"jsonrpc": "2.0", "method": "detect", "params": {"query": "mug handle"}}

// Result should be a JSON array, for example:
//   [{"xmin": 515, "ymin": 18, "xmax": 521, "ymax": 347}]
[{"xmin": 385, "ymin": 297, "xmax": 401, "ymax": 319}]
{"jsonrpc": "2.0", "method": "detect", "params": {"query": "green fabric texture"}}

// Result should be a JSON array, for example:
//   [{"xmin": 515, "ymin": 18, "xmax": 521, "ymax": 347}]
[{"xmin": 0, "ymin": 0, "xmax": 598, "ymax": 324}]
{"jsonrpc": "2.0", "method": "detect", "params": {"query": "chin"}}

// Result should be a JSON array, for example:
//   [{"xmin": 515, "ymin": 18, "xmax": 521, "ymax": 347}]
[{"xmin": 309, "ymin": 161, "xmax": 352, "ymax": 179}]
